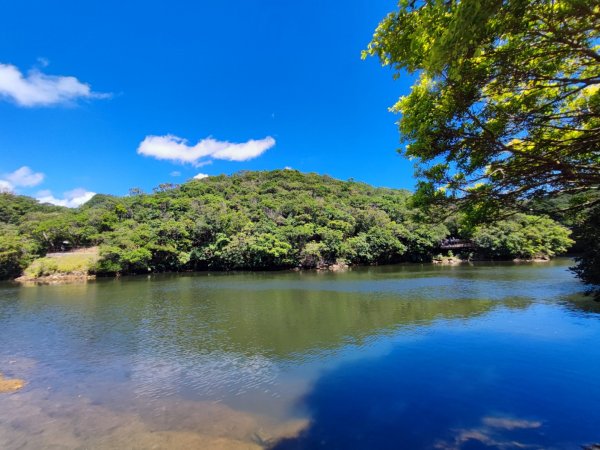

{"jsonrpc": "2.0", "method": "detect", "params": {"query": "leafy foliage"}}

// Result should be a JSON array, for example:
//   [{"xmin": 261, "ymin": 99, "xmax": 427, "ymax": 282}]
[
  {"xmin": 0, "ymin": 170, "xmax": 573, "ymax": 279},
  {"xmin": 364, "ymin": 0, "xmax": 600, "ymax": 210},
  {"xmin": 472, "ymin": 214, "xmax": 573, "ymax": 259},
  {"xmin": 0, "ymin": 223, "xmax": 38, "ymax": 279},
  {"xmin": 87, "ymin": 170, "xmax": 446, "ymax": 273},
  {"xmin": 572, "ymin": 207, "xmax": 600, "ymax": 298},
  {"xmin": 0, "ymin": 192, "xmax": 64, "ymax": 224}
]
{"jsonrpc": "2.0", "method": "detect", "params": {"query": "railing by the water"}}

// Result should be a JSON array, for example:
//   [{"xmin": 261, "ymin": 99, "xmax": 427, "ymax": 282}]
[{"xmin": 439, "ymin": 239, "xmax": 475, "ymax": 250}]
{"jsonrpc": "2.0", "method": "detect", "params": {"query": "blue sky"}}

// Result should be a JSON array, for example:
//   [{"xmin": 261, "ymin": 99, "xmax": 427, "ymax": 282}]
[{"xmin": 0, "ymin": 0, "xmax": 415, "ymax": 206}]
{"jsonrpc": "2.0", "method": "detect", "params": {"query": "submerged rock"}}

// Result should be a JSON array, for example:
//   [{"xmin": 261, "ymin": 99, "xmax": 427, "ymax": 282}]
[{"xmin": 0, "ymin": 373, "xmax": 25, "ymax": 393}]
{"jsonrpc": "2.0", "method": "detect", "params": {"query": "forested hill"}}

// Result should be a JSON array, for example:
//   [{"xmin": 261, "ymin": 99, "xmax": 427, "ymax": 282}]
[{"xmin": 0, "ymin": 170, "xmax": 573, "ymax": 279}]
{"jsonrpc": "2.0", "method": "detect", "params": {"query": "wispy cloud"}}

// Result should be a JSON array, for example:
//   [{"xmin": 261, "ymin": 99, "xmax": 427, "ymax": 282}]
[
  {"xmin": 36, "ymin": 188, "xmax": 96, "ymax": 208},
  {"xmin": 137, "ymin": 135, "xmax": 276, "ymax": 167},
  {"xmin": 0, "ymin": 62, "xmax": 109, "ymax": 107},
  {"xmin": 0, "ymin": 166, "xmax": 45, "ymax": 191}
]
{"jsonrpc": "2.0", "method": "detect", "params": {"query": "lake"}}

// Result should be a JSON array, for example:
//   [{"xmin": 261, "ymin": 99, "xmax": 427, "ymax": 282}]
[{"xmin": 1, "ymin": 259, "xmax": 599, "ymax": 449}]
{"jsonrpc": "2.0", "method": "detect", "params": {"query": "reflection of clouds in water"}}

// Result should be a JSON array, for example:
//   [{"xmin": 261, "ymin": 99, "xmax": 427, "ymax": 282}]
[
  {"xmin": 130, "ymin": 350, "xmax": 278, "ymax": 400},
  {"xmin": 482, "ymin": 416, "xmax": 542, "ymax": 430},
  {"xmin": 435, "ymin": 415, "xmax": 543, "ymax": 450}
]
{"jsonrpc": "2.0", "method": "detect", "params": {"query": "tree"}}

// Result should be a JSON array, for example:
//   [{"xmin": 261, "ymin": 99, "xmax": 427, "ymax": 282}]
[
  {"xmin": 365, "ymin": 0, "xmax": 600, "ymax": 292},
  {"xmin": 571, "ymin": 207, "xmax": 600, "ymax": 298},
  {"xmin": 364, "ymin": 0, "xmax": 599, "ymax": 211},
  {"xmin": 0, "ymin": 224, "xmax": 38, "ymax": 279}
]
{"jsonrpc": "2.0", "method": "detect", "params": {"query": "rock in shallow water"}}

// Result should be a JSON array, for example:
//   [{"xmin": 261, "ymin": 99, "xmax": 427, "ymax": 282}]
[{"xmin": 0, "ymin": 373, "xmax": 25, "ymax": 393}]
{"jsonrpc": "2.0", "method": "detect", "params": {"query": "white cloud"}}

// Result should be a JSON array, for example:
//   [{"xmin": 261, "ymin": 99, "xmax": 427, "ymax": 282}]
[
  {"xmin": 0, "ymin": 62, "xmax": 109, "ymax": 107},
  {"xmin": 36, "ymin": 188, "xmax": 96, "ymax": 208},
  {"xmin": 0, "ymin": 166, "xmax": 45, "ymax": 192},
  {"xmin": 193, "ymin": 173, "xmax": 209, "ymax": 180},
  {"xmin": 284, "ymin": 166, "xmax": 294, "ymax": 170},
  {"xmin": 5, "ymin": 166, "xmax": 45, "ymax": 187},
  {"xmin": 137, "ymin": 134, "xmax": 276, "ymax": 166},
  {"xmin": 0, "ymin": 167, "xmax": 93, "ymax": 208},
  {"xmin": 170, "ymin": 171, "xmax": 181, "ymax": 177}
]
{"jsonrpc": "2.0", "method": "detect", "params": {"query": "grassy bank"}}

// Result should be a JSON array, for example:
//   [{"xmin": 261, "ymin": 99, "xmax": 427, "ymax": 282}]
[{"xmin": 20, "ymin": 248, "xmax": 99, "ymax": 281}]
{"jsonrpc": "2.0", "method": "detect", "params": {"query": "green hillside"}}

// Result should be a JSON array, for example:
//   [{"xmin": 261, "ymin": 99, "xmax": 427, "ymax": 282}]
[{"xmin": 0, "ymin": 170, "xmax": 572, "ymax": 279}]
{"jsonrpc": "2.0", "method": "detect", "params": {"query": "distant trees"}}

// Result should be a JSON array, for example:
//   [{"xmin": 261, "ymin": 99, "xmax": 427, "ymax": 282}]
[
  {"xmin": 88, "ymin": 171, "xmax": 439, "ymax": 272},
  {"xmin": 0, "ymin": 171, "xmax": 573, "ymax": 279}
]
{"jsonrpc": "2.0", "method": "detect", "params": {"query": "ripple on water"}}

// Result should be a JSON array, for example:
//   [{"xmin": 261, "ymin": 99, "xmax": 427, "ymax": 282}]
[{"xmin": 129, "ymin": 350, "xmax": 278, "ymax": 401}]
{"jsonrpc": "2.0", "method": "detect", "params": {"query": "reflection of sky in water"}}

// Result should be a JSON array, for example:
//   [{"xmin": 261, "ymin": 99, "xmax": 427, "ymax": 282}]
[
  {"xmin": 271, "ymin": 313, "xmax": 600, "ymax": 449},
  {"xmin": 0, "ymin": 258, "xmax": 599, "ymax": 448}
]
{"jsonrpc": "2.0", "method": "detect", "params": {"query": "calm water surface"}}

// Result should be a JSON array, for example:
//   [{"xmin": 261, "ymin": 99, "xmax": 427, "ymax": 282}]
[{"xmin": 1, "ymin": 259, "xmax": 599, "ymax": 449}]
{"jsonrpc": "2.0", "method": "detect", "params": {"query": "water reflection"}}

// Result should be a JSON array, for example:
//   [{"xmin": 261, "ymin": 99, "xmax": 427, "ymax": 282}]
[
  {"xmin": 1, "ymin": 259, "xmax": 599, "ymax": 449},
  {"xmin": 270, "ymin": 304, "xmax": 600, "ymax": 449}
]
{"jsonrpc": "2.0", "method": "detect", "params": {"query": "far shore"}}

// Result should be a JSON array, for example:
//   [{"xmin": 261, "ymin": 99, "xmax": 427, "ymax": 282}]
[{"xmin": 12, "ymin": 256, "xmax": 568, "ymax": 285}]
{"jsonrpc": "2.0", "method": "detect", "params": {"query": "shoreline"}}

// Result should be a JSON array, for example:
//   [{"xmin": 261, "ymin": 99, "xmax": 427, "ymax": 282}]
[
  {"xmin": 15, "ymin": 273, "xmax": 96, "ymax": 284},
  {"xmin": 11, "ymin": 257, "xmax": 567, "ymax": 285},
  {"xmin": 433, "ymin": 256, "xmax": 553, "ymax": 265}
]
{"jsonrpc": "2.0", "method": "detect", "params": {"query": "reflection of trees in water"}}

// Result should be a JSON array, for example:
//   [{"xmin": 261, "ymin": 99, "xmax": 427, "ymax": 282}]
[
  {"xmin": 559, "ymin": 293, "xmax": 600, "ymax": 316},
  {"xmin": 13, "ymin": 274, "xmax": 535, "ymax": 362},
  {"xmin": 199, "ymin": 291, "xmax": 532, "ymax": 360},
  {"xmin": 104, "ymin": 276, "xmax": 533, "ymax": 360}
]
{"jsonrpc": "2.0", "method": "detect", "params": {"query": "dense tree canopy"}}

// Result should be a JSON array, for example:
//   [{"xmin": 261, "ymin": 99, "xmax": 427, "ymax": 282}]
[
  {"xmin": 0, "ymin": 171, "xmax": 573, "ymax": 279},
  {"xmin": 365, "ymin": 0, "xmax": 599, "ymax": 296},
  {"xmin": 364, "ymin": 0, "xmax": 599, "ymax": 212}
]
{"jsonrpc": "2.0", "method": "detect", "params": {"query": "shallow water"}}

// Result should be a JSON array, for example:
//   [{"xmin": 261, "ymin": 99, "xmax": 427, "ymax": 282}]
[{"xmin": 1, "ymin": 259, "xmax": 599, "ymax": 449}]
